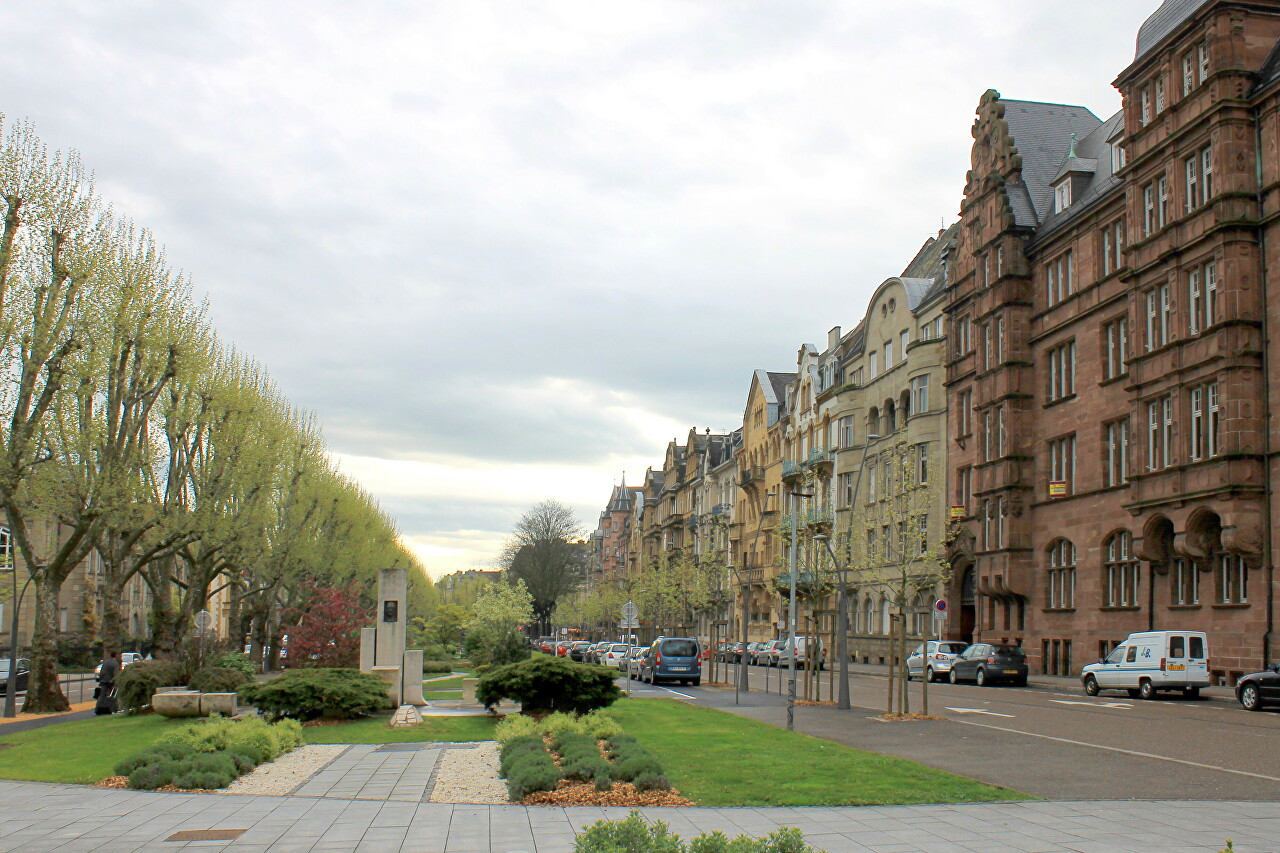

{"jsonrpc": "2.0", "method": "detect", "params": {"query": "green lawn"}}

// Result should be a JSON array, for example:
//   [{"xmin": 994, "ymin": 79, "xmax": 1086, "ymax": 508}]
[
  {"xmin": 422, "ymin": 676, "xmax": 463, "ymax": 690},
  {"xmin": 0, "ymin": 714, "xmax": 186, "ymax": 784},
  {"xmin": 606, "ymin": 698, "xmax": 1030, "ymax": 807},
  {"xmin": 423, "ymin": 689, "xmax": 462, "ymax": 700},
  {"xmin": 301, "ymin": 715, "xmax": 497, "ymax": 744}
]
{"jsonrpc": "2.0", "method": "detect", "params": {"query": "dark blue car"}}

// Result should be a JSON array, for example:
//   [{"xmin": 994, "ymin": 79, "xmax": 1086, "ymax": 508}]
[{"xmin": 640, "ymin": 637, "xmax": 701, "ymax": 686}]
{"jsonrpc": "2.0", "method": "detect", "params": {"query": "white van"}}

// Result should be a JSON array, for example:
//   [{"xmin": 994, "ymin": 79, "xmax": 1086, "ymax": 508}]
[{"xmin": 1080, "ymin": 631, "xmax": 1210, "ymax": 700}]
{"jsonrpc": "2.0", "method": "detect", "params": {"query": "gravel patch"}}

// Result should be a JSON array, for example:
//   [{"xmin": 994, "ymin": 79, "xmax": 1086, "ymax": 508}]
[
  {"xmin": 427, "ymin": 742, "xmax": 507, "ymax": 804},
  {"xmin": 223, "ymin": 744, "xmax": 348, "ymax": 796}
]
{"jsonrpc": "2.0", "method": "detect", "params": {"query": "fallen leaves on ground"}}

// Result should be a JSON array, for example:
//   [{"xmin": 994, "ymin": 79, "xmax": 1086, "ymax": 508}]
[
  {"xmin": 873, "ymin": 713, "xmax": 947, "ymax": 722},
  {"xmin": 520, "ymin": 779, "xmax": 692, "ymax": 807},
  {"xmin": 795, "ymin": 700, "xmax": 837, "ymax": 707}
]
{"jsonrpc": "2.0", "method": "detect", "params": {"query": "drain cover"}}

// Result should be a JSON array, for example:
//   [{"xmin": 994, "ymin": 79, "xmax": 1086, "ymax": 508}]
[{"xmin": 165, "ymin": 829, "xmax": 247, "ymax": 842}]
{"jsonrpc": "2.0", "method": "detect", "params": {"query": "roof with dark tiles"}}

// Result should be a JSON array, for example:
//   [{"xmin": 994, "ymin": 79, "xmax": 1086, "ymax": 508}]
[
  {"xmin": 1030, "ymin": 110, "xmax": 1125, "ymax": 246},
  {"xmin": 1001, "ymin": 99, "xmax": 1103, "ymax": 227},
  {"xmin": 1135, "ymin": 0, "xmax": 1211, "ymax": 62}
]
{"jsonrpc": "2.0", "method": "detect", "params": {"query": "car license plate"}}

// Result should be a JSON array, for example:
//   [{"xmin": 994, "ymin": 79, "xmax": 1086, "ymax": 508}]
[
  {"xmin": 1003, "ymin": 669, "xmax": 1019, "ymax": 675},
  {"xmin": 1168, "ymin": 664, "xmax": 1185, "ymax": 671},
  {"xmin": 672, "ymin": 666, "xmax": 690, "ymax": 671}
]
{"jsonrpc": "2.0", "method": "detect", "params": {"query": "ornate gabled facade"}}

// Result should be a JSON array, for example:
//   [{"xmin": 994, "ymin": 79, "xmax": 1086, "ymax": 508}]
[{"xmin": 945, "ymin": 0, "xmax": 1280, "ymax": 682}]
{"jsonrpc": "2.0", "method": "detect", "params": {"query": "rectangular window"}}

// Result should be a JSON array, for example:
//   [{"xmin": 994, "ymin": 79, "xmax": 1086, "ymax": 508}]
[
  {"xmin": 1185, "ymin": 154, "xmax": 1199, "ymax": 211},
  {"xmin": 956, "ymin": 465, "xmax": 972, "ymax": 512},
  {"xmin": 982, "ymin": 410, "xmax": 993, "ymax": 462},
  {"xmin": 1102, "ymin": 219, "xmax": 1123, "ymax": 274},
  {"xmin": 1046, "ymin": 250, "xmax": 1074, "ymax": 306},
  {"xmin": 982, "ymin": 253, "xmax": 990, "ymax": 287},
  {"xmin": 1106, "ymin": 418, "xmax": 1130, "ymax": 486},
  {"xmin": 1055, "ymin": 181, "xmax": 1071, "ymax": 212},
  {"xmin": 1202, "ymin": 147, "xmax": 1213, "ymax": 200},
  {"xmin": 882, "ymin": 524, "xmax": 892, "ymax": 561},
  {"xmin": 916, "ymin": 515, "xmax": 928, "ymax": 556},
  {"xmin": 982, "ymin": 499, "xmax": 992, "ymax": 550},
  {"xmin": 1155, "ymin": 76, "xmax": 1166, "ymax": 113},
  {"xmin": 982, "ymin": 322, "xmax": 991, "ymax": 371},
  {"xmin": 838, "ymin": 472, "xmax": 854, "ymax": 507},
  {"xmin": 994, "ymin": 496, "xmax": 1005, "ymax": 549},
  {"xmin": 914, "ymin": 443, "xmax": 929, "ymax": 484},
  {"xmin": 1189, "ymin": 259, "xmax": 1216, "ymax": 334},
  {"xmin": 1198, "ymin": 41, "xmax": 1209, "ymax": 84},
  {"xmin": 1216, "ymin": 555, "xmax": 1247, "ymax": 604},
  {"xmin": 997, "ymin": 246, "xmax": 1004, "ymax": 277},
  {"xmin": 1190, "ymin": 381, "xmax": 1220, "ymax": 460},
  {"xmin": 1182, "ymin": 52, "xmax": 1195, "ymax": 95},
  {"xmin": 1147, "ymin": 394, "xmax": 1174, "ymax": 470},
  {"xmin": 1143, "ymin": 183, "xmax": 1156, "ymax": 236},
  {"xmin": 911, "ymin": 375, "xmax": 929, "ymax": 414},
  {"xmin": 1141, "ymin": 86, "xmax": 1151, "ymax": 125},
  {"xmin": 957, "ymin": 316, "xmax": 971, "ymax": 355},
  {"xmin": 884, "ymin": 340, "xmax": 893, "ymax": 370},
  {"xmin": 1172, "ymin": 558, "xmax": 1199, "ymax": 605},
  {"xmin": 867, "ymin": 459, "xmax": 877, "ymax": 502},
  {"xmin": 1157, "ymin": 175, "xmax": 1169, "ymax": 228},
  {"xmin": 1145, "ymin": 284, "xmax": 1171, "ymax": 351},
  {"xmin": 995, "ymin": 314, "xmax": 1005, "ymax": 364},
  {"xmin": 958, "ymin": 388, "xmax": 972, "ymax": 436},
  {"xmin": 1104, "ymin": 318, "xmax": 1129, "ymax": 380},
  {"xmin": 1048, "ymin": 341, "xmax": 1076, "ymax": 401},
  {"xmin": 996, "ymin": 405, "xmax": 1007, "ymax": 457},
  {"xmin": 1106, "ymin": 564, "xmax": 1141, "ymax": 608},
  {"xmin": 869, "ymin": 351, "xmax": 878, "ymax": 379},
  {"xmin": 1049, "ymin": 434, "xmax": 1076, "ymax": 495},
  {"xmin": 839, "ymin": 416, "xmax": 854, "ymax": 447}
]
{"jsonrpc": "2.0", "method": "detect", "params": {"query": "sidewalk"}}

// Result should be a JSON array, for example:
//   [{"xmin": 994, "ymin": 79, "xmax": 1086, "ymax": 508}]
[{"xmin": 0, "ymin": 779, "xmax": 1273, "ymax": 852}]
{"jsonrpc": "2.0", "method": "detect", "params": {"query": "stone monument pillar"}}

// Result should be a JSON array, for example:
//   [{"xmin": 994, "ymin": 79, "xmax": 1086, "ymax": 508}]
[
  {"xmin": 359, "ymin": 627, "xmax": 376, "ymax": 673},
  {"xmin": 375, "ymin": 567, "xmax": 408, "ymax": 668}
]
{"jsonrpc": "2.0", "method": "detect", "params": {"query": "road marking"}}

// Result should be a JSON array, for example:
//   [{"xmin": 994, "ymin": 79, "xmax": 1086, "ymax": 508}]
[
  {"xmin": 951, "ymin": 719, "xmax": 1280, "ymax": 783},
  {"xmin": 945, "ymin": 707, "xmax": 1015, "ymax": 718},
  {"xmin": 1050, "ymin": 699, "xmax": 1133, "ymax": 709},
  {"xmin": 651, "ymin": 684, "xmax": 697, "ymax": 700}
]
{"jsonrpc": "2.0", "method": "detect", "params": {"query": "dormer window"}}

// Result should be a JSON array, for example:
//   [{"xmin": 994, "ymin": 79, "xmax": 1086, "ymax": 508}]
[
  {"xmin": 1054, "ymin": 181, "xmax": 1072, "ymax": 212},
  {"xmin": 1112, "ymin": 143, "xmax": 1126, "ymax": 174}
]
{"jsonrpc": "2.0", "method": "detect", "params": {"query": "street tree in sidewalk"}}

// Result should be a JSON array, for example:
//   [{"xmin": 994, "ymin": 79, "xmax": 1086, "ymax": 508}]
[{"xmin": 831, "ymin": 441, "xmax": 952, "ymax": 715}]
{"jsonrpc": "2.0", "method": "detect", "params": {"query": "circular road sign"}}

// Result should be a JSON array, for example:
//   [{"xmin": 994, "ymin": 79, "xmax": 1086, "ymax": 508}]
[{"xmin": 934, "ymin": 599, "xmax": 948, "ymax": 613}]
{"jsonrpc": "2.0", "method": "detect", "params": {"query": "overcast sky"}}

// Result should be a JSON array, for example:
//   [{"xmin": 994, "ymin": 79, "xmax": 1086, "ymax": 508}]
[{"xmin": 2, "ymin": 2, "xmax": 1156, "ymax": 577}]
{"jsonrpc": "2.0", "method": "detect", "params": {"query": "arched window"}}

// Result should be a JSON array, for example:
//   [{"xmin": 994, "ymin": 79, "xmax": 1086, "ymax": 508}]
[
  {"xmin": 911, "ymin": 590, "xmax": 931, "ymax": 635},
  {"xmin": 884, "ymin": 400, "xmax": 897, "ymax": 433},
  {"xmin": 880, "ymin": 595, "xmax": 892, "ymax": 634},
  {"xmin": 1047, "ymin": 539, "xmax": 1076, "ymax": 610},
  {"xmin": 1103, "ymin": 531, "xmax": 1140, "ymax": 607},
  {"xmin": 868, "ymin": 407, "xmax": 880, "ymax": 437},
  {"xmin": 862, "ymin": 596, "xmax": 876, "ymax": 635}
]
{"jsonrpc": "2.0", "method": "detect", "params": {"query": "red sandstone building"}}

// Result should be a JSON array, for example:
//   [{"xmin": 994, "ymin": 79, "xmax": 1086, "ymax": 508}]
[{"xmin": 945, "ymin": 0, "xmax": 1280, "ymax": 684}]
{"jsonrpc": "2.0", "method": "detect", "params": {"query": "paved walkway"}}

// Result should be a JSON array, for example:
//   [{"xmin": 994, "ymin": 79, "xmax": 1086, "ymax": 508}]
[
  {"xmin": 292, "ymin": 744, "xmax": 441, "ymax": 801},
  {"xmin": 0, "ymin": 780, "xmax": 1274, "ymax": 852}
]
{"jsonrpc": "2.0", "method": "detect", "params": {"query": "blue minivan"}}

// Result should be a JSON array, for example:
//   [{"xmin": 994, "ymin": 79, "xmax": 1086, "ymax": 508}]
[{"xmin": 640, "ymin": 637, "xmax": 702, "ymax": 686}]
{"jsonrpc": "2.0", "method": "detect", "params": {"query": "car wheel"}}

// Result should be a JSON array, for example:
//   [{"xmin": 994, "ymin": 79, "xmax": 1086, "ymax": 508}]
[
  {"xmin": 926, "ymin": 667, "xmax": 935, "ymax": 683},
  {"xmin": 975, "ymin": 668, "xmax": 988, "ymax": 687},
  {"xmin": 1241, "ymin": 684, "xmax": 1261, "ymax": 711},
  {"xmin": 1182, "ymin": 686, "xmax": 1200, "ymax": 699},
  {"xmin": 1138, "ymin": 679, "xmax": 1156, "ymax": 700},
  {"xmin": 1083, "ymin": 675, "xmax": 1100, "ymax": 696},
  {"xmin": 950, "ymin": 668, "xmax": 960, "ymax": 684}
]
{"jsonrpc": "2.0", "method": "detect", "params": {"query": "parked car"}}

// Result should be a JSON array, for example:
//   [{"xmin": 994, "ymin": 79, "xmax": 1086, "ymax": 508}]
[
  {"xmin": 746, "ymin": 642, "xmax": 769, "ymax": 665},
  {"xmin": 723, "ymin": 642, "xmax": 746, "ymax": 663},
  {"xmin": 538, "ymin": 637, "xmax": 555, "ymax": 653},
  {"xmin": 0, "ymin": 658, "xmax": 30, "ymax": 695},
  {"xmin": 949, "ymin": 643, "xmax": 1028, "ymax": 686},
  {"xmin": 555, "ymin": 640, "xmax": 573, "ymax": 657},
  {"xmin": 583, "ymin": 642, "xmax": 602, "ymax": 663},
  {"xmin": 906, "ymin": 641, "xmax": 968, "ymax": 682},
  {"xmin": 1081, "ymin": 631, "xmax": 1210, "ymax": 700},
  {"xmin": 762, "ymin": 639, "xmax": 788, "ymax": 667},
  {"xmin": 624, "ymin": 647, "xmax": 647, "ymax": 679},
  {"xmin": 775, "ymin": 637, "xmax": 825, "ymax": 669},
  {"xmin": 602, "ymin": 643, "xmax": 631, "ymax": 668},
  {"xmin": 639, "ymin": 637, "xmax": 702, "ymax": 686},
  {"xmin": 1236, "ymin": 662, "xmax": 1280, "ymax": 711},
  {"xmin": 568, "ymin": 641, "xmax": 592, "ymax": 661}
]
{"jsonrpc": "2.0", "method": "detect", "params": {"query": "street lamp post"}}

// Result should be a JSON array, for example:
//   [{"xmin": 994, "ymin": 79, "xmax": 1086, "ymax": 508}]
[{"xmin": 4, "ymin": 572, "xmax": 35, "ymax": 718}]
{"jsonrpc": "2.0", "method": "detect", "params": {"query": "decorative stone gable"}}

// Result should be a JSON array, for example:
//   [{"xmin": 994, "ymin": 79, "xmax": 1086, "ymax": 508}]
[{"xmin": 966, "ymin": 89, "xmax": 1022, "ymax": 194}]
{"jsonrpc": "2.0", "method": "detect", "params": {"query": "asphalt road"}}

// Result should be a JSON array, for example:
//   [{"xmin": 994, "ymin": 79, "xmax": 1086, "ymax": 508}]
[{"xmin": 618, "ymin": 662, "xmax": 1280, "ymax": 800}]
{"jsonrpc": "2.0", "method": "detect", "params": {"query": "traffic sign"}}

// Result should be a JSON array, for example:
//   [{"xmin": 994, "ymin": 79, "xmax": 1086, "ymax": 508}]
[
  {"xmin": 194, "ymin": 610, "xmax": 214, "ymax": 636},
  {"xmin": 621, "ymin": 600, "xmax": 639, "ymax": 622},
  {"xmin": 934, "ymin": 599, "xmax": 947, "ymax": 613}
]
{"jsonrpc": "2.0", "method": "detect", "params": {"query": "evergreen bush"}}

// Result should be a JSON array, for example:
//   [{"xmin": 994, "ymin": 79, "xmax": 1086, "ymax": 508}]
[
  {"xmin": 127, "ymin": 760, "xmax": 180, "ymax": 790},
  {"xmin": 574, "ymin": 812, "xmax": 818, "ymax": 853},
  {"xmin": 422, "ymin": 660, "xmax": 454, "ymax": 674},
  {"xmin": 493, "ymin": 713, "xmax": 540, "ymax": 744},
  {"xmin": 238, "ymin": 667, "xmax": 393, "ymax": 720},
  {"xmin": 116, "ymin": 660, "xmax": 191, "ymax": 714},
  {"xmin": 213, "ymin": 652, "xmax": 259, "ymax": 680},
  {"xmin": 189, "ymin": 666, "xmax": 251, "ymax": 694},
  {"xmin": 476, "ymin": 656, "xmax": 621, "ymax": 714}
]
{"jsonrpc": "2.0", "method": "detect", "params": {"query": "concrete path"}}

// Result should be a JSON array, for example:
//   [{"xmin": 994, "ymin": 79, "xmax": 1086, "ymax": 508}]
[
  {"xmin": 0, "ymin": 780, "xmax": 1275, "ymax": 852},
  {"xmin": 291, "ymin": 744, "xmax": 440, "ymax": 801}
]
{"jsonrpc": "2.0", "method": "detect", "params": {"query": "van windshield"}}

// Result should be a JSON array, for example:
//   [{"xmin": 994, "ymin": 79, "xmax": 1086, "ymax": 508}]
[{"xmin": 661, "ymin": 639, "xmax": 698, "ymax": 657}]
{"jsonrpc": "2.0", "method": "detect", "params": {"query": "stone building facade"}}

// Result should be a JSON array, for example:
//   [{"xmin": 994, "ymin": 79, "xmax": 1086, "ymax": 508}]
[{"xmin": 944, "ymin": 0, "xmax": 1280, "ymax": 682}]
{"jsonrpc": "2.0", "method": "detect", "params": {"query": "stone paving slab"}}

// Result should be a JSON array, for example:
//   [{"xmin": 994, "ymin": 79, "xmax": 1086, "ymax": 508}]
[
  {"xmin": 290, "ymin": 744, "xmax": 440, "ymax": 801},
  {"xmin": 0, "ymin": 780, "xmax": 1278, "ymax": 852}
]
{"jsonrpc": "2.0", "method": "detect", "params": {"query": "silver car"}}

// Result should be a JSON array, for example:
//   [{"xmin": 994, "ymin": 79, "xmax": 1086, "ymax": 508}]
[
  {"xmin": 602, "ymin": 643, "xmax": 631, "ymax": 669},
  {"xmin": 624, "ymin": 647, "xmax": 647, "ymax": 678},
  {"xmin": 906, "ymin": 640, "xmax": 968, "ymax": 682}
]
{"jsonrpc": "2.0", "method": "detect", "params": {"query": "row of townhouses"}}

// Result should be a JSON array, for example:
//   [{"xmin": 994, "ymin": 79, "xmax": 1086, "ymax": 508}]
[{"xmin": 586, "ymin": 0, "xmax": 1280, "ymax": 685}]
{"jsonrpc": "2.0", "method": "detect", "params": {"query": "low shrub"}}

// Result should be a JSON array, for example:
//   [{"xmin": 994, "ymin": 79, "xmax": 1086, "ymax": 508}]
[
  {"xmin": 632, "ymin": 771, "xmax": 672, "ymax": 792},
  {"xmin": 142, "ymin": 742, "xmax": 199, "ymax": 762},
  {"xmin": 127, "ymin": 759, "xmax": 180, "ymax": 791},
  {"xmin": 238, "ymin": 667, "xmax": 393, "ymax": 720},
  {"xmin": 563, "ymin": 754, "xmax": 611, "ymax": 783},
  {"xmin": 579, "ymin": 710, "xmax": 622, "ymax": 740},
  {"xmin": 612, "ymin": 753, "xmax": 663, "ymax": 782},
  {"xmin": 574, "ymin": 812, "xmax": 818, "ymax": 853},
  {"xmin": 539, "ymin": 711, "xmax": 583, "ymax": 741},
  {"xmin": 550, "ymin": 729, "xmax": 596, "ymax": 756},
  {"xmin": 172, "ymin": 769, "xmax": 235, "ymax": 790},
  {"xmin": 476, "ymin": 655, "xmax": 622, "ymax": 714},
  {"xmin": 228, "ymin": 752, "xmax": 257, "ymax": 774},
  {"xmin": 115, "ymin": 660, "xmax": 191, "ymax": 714},
  {"xmin": 498, "ymin": 736, "xmax": 547, "ymax": 778},
  {"xmin": 422, "ymin": 660, "xmax": 455, "ymax": 674},
  {"xmin": 188, "ymin": 666, "xmax": 251, "ymax": 694},
  {"xmin": 214, "ymin": 652, "xmax": 259, "ymax": 680},
  {"xmin": 505, "ymin": 751, "xmax": 561, "ymax": 800},
  {"xmin": 159, "ymin": 714, "xmax": 296, "ymax": 760},
  {"xmin": 494, "ymin": 713, "xmax": 540, "ymax": 744}
]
